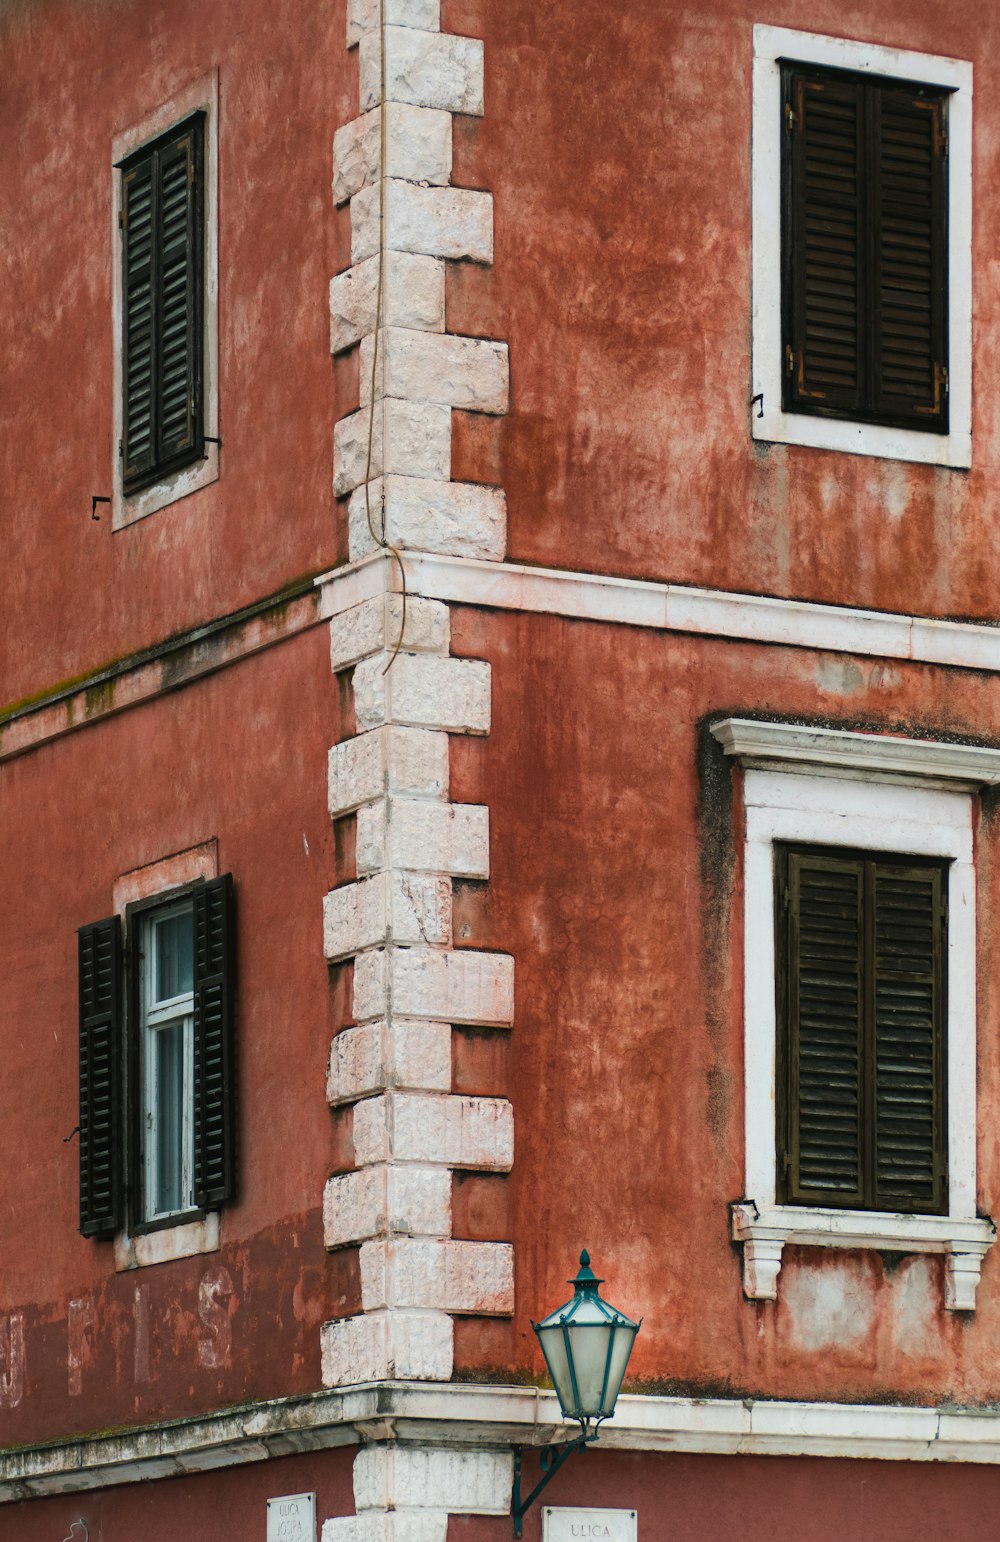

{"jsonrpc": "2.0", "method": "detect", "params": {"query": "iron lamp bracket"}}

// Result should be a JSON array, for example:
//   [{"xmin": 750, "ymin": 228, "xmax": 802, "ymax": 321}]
[{"xmin": 512, "ymin": 1426, "xmax": 600, "ymax": 1537}]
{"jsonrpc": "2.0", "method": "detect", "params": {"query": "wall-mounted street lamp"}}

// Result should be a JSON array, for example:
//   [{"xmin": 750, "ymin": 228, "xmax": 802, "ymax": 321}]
[{"xmin": 513, "ymin": 1250, "xmax": 641, "ymax": 1537}]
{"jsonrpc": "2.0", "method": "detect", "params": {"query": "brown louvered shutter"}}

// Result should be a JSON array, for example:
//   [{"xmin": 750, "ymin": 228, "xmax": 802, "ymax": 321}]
[
  {"xmin": 873, "ymin": 860, "xmax": 947, "ymax": 1211},
  {"xmin": 784, "ymin": 71, "xmax": 866, "ymax": 416},
  {"xmin": 121, "ymin": 157, "xmax": 156, "ymax": 486},
  {"xmin": 782, "ymin": 64, "xmax": 948, "ymax": 433},
  {"xmin": 193, "ymin": 875, "xmax": 236, "ymax": 1209},
  {"xmin": 872, "ymin": 87, "xmax": 948, "ymax": 430},
  {"xmin": 778, "ymin": 848, "xmax": 947, "ymax": 1213},
  {"xmin": 780, "ymin": 851, "xmax": 865, "ymax": 1205},
  {"xmin": 78, "ymin": 917, "xmax": 124, "ymax": 1238},
  {"xmin": 121, "ymin": 114, "xmax": 205, "ymax": 492}
]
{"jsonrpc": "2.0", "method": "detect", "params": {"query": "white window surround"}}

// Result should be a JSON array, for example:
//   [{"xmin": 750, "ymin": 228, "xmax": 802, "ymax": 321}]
[
  {"xmin": 751, "ymin": 25, "xmax": 972, "ymax": 468},
  {"xmin": 112, "ymin": 841, "xmax": 220, "ymax": 1271},
  {"xmin": 111, "ymin": 71, "xmax": 220, "ymax": 530},
  {"xmin": 712, "ymin": 718, "xmax": 1000, "ymax": 1311}
]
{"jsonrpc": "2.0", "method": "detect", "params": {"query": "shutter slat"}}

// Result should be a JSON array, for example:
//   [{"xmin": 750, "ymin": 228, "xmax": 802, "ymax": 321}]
[
  {"xmin": 156, "ymin": 129, "xmax": 202, "ymax": 461},
  {"xmin": 78, "ymin": 917, "xmax": 123, "ymax": 1239},
  {"xmin": 193, "ymin": 875, "xmax": 236, "ymax": 1209}
]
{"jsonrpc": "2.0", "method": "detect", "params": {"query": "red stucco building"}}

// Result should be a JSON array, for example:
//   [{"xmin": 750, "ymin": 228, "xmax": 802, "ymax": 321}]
[{"xmin": 5, "ymin": 0, "xmax": 1000, "ymax": 1537}]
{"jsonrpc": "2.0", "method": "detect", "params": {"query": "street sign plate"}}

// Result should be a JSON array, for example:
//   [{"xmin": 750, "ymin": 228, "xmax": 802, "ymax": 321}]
[
  {"xmin": 543, "ymin": 1507, "xmax": 638, "ymax": 1542},
  {"xmin": 267, "ymin": 1492, "xmax": 316, "ymax": 1542}
]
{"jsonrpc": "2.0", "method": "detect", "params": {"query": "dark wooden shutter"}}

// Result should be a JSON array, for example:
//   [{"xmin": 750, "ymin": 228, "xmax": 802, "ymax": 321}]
[
  {"xmin": 781, "ymin": 851, "xmax": 865, "ymax": 1205},
  {"xmin": 872, "ymin": 87, "xmax": 948, "ymax": 430},
  {"xmin": 121, "ymin": 157, "xmax": 156, "ymax": 486},
  {"xmin": 78, "ymin": 917, "xmax": 123, "ymax": 1238},
  {"xmin": 782, "ymin": 64, "xmax": 948, "ymax": 432},
  {"xmin": 778, "ymin": 847, "xmax": 947, "ymax": 1213},
  {"xmin": 784, "ymin": 71, "xmax": 866, "ymax": 415},
  {"xmin": 121, "ymin": 114, "xmax": 205, "ymax": 492},
  {"xmin": 193, "ymin": 875, "xmax": 236, "ymax": 1209},
  {"xmin": 873, "ymin": 861, "xmax": 947, "ymax": 1211}
]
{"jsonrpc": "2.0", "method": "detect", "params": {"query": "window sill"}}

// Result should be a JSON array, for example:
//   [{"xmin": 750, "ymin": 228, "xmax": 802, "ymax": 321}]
[
  {"xmin": 752, "ymin": 408, "xmax": 971, "ymax": 469},
  {"xmin": 731, "ymin": 1202, "xmax": 996, "ymax": 1311},
  {"xmin": 114, "ymin": 1213, "xmax": 219, "ymax": 1272},
  {"xmin": 113, "ymin": 445, "xmax": 220, "ymax": 531}
]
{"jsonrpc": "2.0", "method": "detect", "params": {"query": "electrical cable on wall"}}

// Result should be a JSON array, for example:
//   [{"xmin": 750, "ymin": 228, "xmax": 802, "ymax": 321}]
[{"xmin": 363, "ymin": 0, "xmax": 408, "ymax": 674}]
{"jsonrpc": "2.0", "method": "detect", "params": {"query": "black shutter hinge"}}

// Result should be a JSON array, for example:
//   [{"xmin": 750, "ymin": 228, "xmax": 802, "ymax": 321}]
[{"xmin": 785, "ymin": 101, "xmax": 797, "ymax": 134}]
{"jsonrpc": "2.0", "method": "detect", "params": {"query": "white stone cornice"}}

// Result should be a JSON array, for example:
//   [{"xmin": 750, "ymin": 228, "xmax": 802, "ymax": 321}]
[
  {"xmin": 711, "ymin": 717, "xmax": 1000, "ymax": 787},
  {"xmin": 14, "ymin": 1382, "xmax": 1000, "ymax": 1502},
  {"xmin": 316, "ymin": 553, "xmax": 1000, "ymax": 680}
]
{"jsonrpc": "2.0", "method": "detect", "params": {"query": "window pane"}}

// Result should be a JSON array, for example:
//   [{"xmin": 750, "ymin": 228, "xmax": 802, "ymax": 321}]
[
  {"xmin": 155, "ymin": 910, "xmax": 193, "ymax": 1001},
  {"xmin": 153, "ymin": 1023, "xmax": 186, "ymax": 1215}
]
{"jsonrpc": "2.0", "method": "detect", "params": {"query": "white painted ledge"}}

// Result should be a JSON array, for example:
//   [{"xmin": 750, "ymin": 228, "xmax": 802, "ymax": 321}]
[
  {"xmin": 731, "ymin": 1203, "xmax": 996, "ymax": 1311},
  {"xmin": 13, "ymin": 1381, "xmax": 1000, "ymax": 1501},
  {"xmin": 315, "ymin": 554, "xmax": 1000, "ymax": 678},
  {"xmin": 711, "ymin": 718, "xmax": 1000, "ymax": 787}
]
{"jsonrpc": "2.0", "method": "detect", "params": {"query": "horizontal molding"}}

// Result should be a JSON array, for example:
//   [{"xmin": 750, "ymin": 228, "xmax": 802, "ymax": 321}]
[
  {"xmin": 317, "ymin": 553, "xmax": 1000, "ymax": 677},
  {"xmin": 712, "ymin": 717, "xmax": 1000, "ymax": 787},
  {"xmin": 11, "ymin": 1380, "xmax": 1000, "ymax": 1501},
  {"xmin": 0, "ymin": 578, "xmax": 324, "ymax": 764}
]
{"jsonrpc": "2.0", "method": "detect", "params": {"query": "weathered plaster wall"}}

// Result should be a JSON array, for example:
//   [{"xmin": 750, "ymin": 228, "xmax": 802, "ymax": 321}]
[
  {"xmin": 445, "ymin": 604, "xmax": 1000, "ymax": 1405},
  {"xmin": 449, "ymin": 1448, "xmax": 1000, "ymax": 1542},
  {"xmin": 0, "ymin": 626, "xmax": 348, "ymax": 1446},
  {"xmin": 444, "ymin": 0, "xmax": 1000, "ymax": 622},
  {"xmin": 0, "ymin": 0, "xmax": 350, "ymax": 708},
  {"xmin": 2, "ymin": 1446, "xmax": 355, "ymax": 1542}
]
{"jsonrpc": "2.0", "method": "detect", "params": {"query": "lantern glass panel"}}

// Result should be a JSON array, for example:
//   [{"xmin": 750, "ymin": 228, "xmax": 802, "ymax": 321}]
[
  {"xmin": 599, "ymin": 1323, "xmax": 638, "ymax": 1416},
  {"xmin": 564, "ymin": 1321, "xmax": 613, "ymax": 1416},
  {"xmin": 535, "ymin": 1322, "xmax": 574, "ymax": 1414}
]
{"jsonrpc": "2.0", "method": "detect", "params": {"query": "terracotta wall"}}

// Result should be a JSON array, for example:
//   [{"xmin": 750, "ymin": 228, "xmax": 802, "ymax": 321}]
[
  {"xmin": 445, "ymin": 0, "xmax": 1000, "ymax": 620},
  {"xmin": 0, "ymin": 0, "xmax": 351, "ymax": 709},
  {"xmin": 445, "ymin": 604, "xmax": 1000, "ymax": 1404},
  {"xmin": 0, "ymin": 626, "xmax": 346, "ymax": 1446}
]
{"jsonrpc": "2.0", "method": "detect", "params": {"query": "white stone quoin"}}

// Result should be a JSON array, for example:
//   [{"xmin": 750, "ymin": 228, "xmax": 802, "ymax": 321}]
[{"xmin": 324, "ymin": 0, "xmax": 513, "ymax": 1532}]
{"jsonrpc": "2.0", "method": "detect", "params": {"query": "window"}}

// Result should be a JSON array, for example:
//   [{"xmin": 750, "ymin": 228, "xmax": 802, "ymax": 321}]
[
  {"xmin": 77, "ymin": 876, "xmax": 236, "ymax": 1242},
  {"xmin": 776, "ymin": 844, "xmax": 947, "ymax": 1216},
  {"xmin": 119, "ymin": 115, "xmax": 206, "ymax": 493},
  {"xmin": 752, "ymin": 27, "xmax": 971, "ymax": 467},
  {"xmin": 781, "ymin": 64, "xmax": 949, "ymax": 434},
  {"xmin": 111, "ymin": 73, "xmax": 219, "ymax": 528},
  {"xmin": 711, "ymin": 718, "xmax": 998, "ymax": 1311},
  {"xmin": 138, "ymin": 898, "xmax": 197, "ymax": 1222}
]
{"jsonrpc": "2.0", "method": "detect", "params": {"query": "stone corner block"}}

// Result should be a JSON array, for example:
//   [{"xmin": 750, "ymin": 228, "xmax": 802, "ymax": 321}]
[
  {"xmin": 329, "ymin": 593, "xmax": 450, "ymax": 672},
  {"xmin": 328, "ymin": 727, "xmax": 450, "ymax": 817},
  {"xmin": 323, "ymin": 1513, "xmax": 448, "ymax": 1542},
  {"xmin": 361, "ymin": 329, "xmax": 509, "ymax": 415},
  {"xmin": 360, "ymin": 1237, "xmax": 515, "ymax": 1315},
  {"xmin": 354, "ymin": 652, "xmax": 491, "ymax": 736},
  {"xmin": 349, "ymin": 477, "xmax": 506, "ymax": 564},
  {"xmin": 321, "ymin": 1308, "xmax": 453, "ymax": 1388},
  {"xmin": 324, "ymin": 1161, "xmax": 452, "ymax": 1245},
  {"xmin": 354, "ymin": 947, "xmax": 514, "ymax": 1027},
  {"xmin": 355, "ymin": 1444, "xmax": 513, "ymax": 1514},
  {"xmin": 347, "ymin": 0, "xmax": 441, "ymax": 49},
  {"xmin": 360, "ymin": 28, "xmax": 484, "ymax": 117}
]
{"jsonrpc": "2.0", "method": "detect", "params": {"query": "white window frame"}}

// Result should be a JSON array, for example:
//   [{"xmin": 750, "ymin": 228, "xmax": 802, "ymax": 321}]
[
  {"xmin": 712, "ymin": 719, "xmax": 999, "ymax": 1311},
  {"xmin": 140, "ymin": 897, "xmax": 196, "ymax": 1225},
  {"xmin": 112, "ymin": 843, "xmax": 220, "ymax": 1271},
  {"xmin": 111, "ymin": 71, "xmax": 220, "ymax": 530},
  {"xmin": 751, "ymin": 25, "xmax": 972, "ymax": 468}
]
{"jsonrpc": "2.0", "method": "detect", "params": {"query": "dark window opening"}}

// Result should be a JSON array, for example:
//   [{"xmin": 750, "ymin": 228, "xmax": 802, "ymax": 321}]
[
  {"xmin": 120, "ymin": 113, "xmax": 206, "ymax": 494},
  {"xmin": 775, "ymin": 845, "xmax": 948, "ymax": 1214},
  {"xmin": 781, "ymin": 62, "xmax": 950, "ymax": 433}
]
